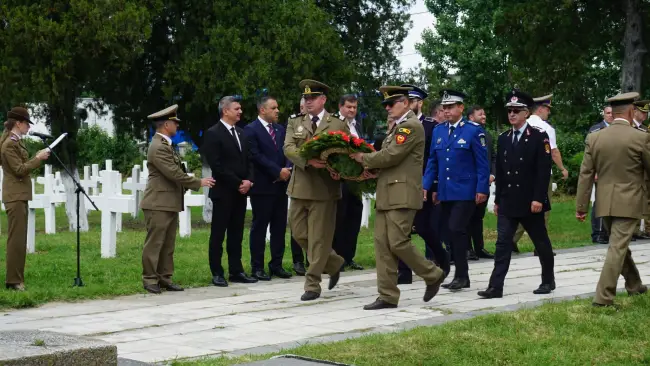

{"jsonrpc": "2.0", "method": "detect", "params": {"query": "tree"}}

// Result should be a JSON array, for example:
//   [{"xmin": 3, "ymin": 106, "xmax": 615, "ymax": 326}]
[
  {"xmin": 621, "ymin": 0, "xmax": 647, "ymax": 92},
  {"xmin": 0, "ymin": 0, "xmax": 157, "ymax": 231}
]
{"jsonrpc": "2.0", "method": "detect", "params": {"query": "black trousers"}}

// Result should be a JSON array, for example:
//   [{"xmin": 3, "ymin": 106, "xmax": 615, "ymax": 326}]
[
  {"xmin": 249, "ymin": 194, "xmax": 288, "ymax": 271},
  {"xmin": 290, "ymin": 236, "xmax": 305, "ymax": 264},
  {"xmin": 332, "ymin": 183, "xmax": 363, "ymax": 263},
  {"xmin": 398, "ymin": 200, "xmax": 448, "ymax": 275},
  {"xmin": 591, "ymin": 201, "xmax": 607, "ymax": 241},
  {"xmin": 209, "ymin": 194, "xmax": 246, "ymax": 276},
  {"xmin": 442, "ymin": 200, "xmax": 476, "ymax": 280},
  {"xmin": 469, "ymin": 198, "xmax": 488, "ymax": 252},
  {"xmin": 489, "ymin": 213, "xmax": 555, "ymax": 289}
]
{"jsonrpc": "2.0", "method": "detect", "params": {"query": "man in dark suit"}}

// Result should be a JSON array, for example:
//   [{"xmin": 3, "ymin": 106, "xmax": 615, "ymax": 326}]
[
  {"xmin": 467, "ymin": 105, "xmax": 495, "ymax": 260},
  {"xmin": 478, "ymin": 90, "xmax": 555, "ymax": 299},
  {"xmin": 587, "ymin": 105, "xmax": 613, "ymax": 244},
  {"xmin": 202, "ymin": 96, "xmax": 258, "ymax": 287},
  {"xmin": 244, "ymin": 96, "xmax": 293, "ymax": 281},
  {"xmin": 397, "ymin": 88, "xmax": 450, "ymax": 285},
  {"xmin": 332, "ymin": 94, "xmax": 365, "ymax": 272}
]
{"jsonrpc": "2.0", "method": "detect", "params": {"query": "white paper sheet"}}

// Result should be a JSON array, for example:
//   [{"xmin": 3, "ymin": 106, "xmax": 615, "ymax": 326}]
[{"xmin": 47, "ymin": 133, "xmax": 68, "ymax": 149}]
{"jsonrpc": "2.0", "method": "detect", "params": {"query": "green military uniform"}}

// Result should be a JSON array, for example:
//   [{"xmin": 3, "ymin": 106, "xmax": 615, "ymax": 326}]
[
  {"xmin": 633, "ymin": 100, "xmax": 650, "ymax": 237},
  {"xmin": 284, "ymin": 80, "xmax": 349, "ymax": 296},
  {"xmin": 576, "ymin": 92, "xmax": 649, "ymax": 306},
  {"xmin": 361, "ymin": 86, "xmax": 443, "ymax": 306},
  {"xmin": 2, "ymin": 107, "xmax": 42, "ymax": 289},
  {"xmin": 140, "ymin": 105, "xmax": 201, "ymax": 290}
]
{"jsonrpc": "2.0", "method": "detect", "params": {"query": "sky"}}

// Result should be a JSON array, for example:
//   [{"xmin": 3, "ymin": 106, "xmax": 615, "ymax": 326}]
[{"xmin": 398, "ymin": 0, "xmax": 436, "ymax": 71}]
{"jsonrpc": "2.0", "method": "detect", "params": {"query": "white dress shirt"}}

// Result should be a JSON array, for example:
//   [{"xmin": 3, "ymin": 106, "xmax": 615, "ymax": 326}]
[
  {"xmin": 348, "ymin": 118, "xmax": 360, "ymax": 138},
  {"xmin": 221, "ymin": 120, "xmax": 241, "ymax": 150},
  {"xmin": 156, "ymin": 132, "xmax": 172, "ymax": 145},
  {"xmin": 308, "ymin": 110, "xmax": 326, "ymax": 128},
  {"xmin": 527, "ymin": 114, "xmax": 557, "ymax": 149},
  {"xmin": 258, "ymin": 116, "xmax": 273, "ymax": 135}
]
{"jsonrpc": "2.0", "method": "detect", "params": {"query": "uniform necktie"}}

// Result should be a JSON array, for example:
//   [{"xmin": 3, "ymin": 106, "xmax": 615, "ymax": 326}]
[
  {"xmin": 311, "ymin": 116, "xmax": 319, "ymax": 132},
  {"xmin": 513, "ymin": 130, "xmax": 521, "ymax": 147},
  {"xmin": 268, "ymin": 124, "xmax": 277, "ymax": 149},
  {"xmin": 449, "ymin": 125, "xmax": 455, "ymax": 137},
  {"xmin": 230, "ymin": 126, "xmax": 241, "ymax": 151}
]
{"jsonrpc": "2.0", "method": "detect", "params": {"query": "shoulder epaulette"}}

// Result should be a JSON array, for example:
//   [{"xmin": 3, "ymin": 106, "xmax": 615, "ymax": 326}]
[
  {"xmin": 589, "ymin": 127, "xmax": 603, "ymax": 134},
  {"xmin": 290, "ymin": 113, "xmax": 305, "ymax": 119},
  {"xmin": 499, "ymin": 129, "xmax": 510, "ymax": 136},
  {"xmin": 467, "ymin": 121, "xmax": 479, "ymax": 126},
  {"xmin": 531, "ymin": 125, "xmax": 543, "ymax": 131},
  {"xmin": 423, "ymin": 117, "xmax": 435, "ymax": 123},
  {"xmin": 634, "ymin": 126, "xmax": 646, "ymax": 132},
  {"xmin": 9, "ymin": 135, "xmax": 19, "ymax": 142},
  {"xmin": 335, "ymin": 113, "xmax": 345, "ymax": 121},
  {"xmin": 434, "ymin": 122, "xmax": 447, "ymax": 129}
]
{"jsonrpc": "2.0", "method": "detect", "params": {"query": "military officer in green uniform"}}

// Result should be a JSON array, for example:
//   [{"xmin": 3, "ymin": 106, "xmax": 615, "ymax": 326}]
[
  {"xmin": 576, "ymin": 92, "xmax": 649, "ymax": 307},
  {"xmin": 1, "ymin": 107, "xmax": 50, "ymax": 291},
  {"xmin": 632, "ymin": 100, "xmax": 650, "ymax": 239},
  {"xmin": 140, "ymin": 105, "xmax": 215, "ymax": 294},
  {"xmin": 284, "ymin": 79, "xmax": 349, "ymax": 301},
  {"xmin": 351, "ymin": 86, "xmax": 445, "ymax": 310}
]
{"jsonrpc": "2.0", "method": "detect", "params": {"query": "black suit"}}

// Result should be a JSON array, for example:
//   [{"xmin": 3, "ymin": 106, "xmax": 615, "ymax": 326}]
[
  {"xmin": 203, "ymin": 121, "xmax": 254, "ymax": 277},
  {"xmin": 587, "ymin": 121, "xmax": 609, "ymax": 242},
  {"xmin": 489, "ymin": 124, "xmax": 554, "ymax": 290},
  {"xmin": 470, "ymin": 127, "xmax": 496, "ymax": 253}
]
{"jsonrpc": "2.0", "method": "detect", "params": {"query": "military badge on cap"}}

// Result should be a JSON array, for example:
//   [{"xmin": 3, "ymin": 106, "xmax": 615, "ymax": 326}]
[
  {"xmin": 634, "ymin": 100, "xmax": 650, "ymax": 113},
  {"xmin": 147, "ymin": 104, "xmax": 181, "ymax": 122},
  {"xmin": 439, "ymin": 89, "xmax": 467, "ymax": 105},
  {"xmin": 379, "ymin": 85, "xmax": 412, "ymax": 105},
  {"xmin": 505, "ymin": 89, "xmax": 533, "ymax": 109},
  {"xmin": 299, "ymin": 79, "xmax": 330, "ymax": 96}
]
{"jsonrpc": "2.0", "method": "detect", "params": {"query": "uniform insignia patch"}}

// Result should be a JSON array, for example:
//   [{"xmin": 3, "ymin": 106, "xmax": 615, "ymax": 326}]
[
  {"xmin": 297, "ymin": 126, "xmax": 304, "ymax": 132},
  {"xmin": 458, "ymin": 138, "xmax": 467, "ymax": 144},
  {"xmin": 545, "ymin": 142, "xmax": 550, "ymax": 154},
  {"xmin": 396, "ymin": 134, "xmax": 407, "ymax": 144},
  {"xmin": 459, "ymin": 121, "xmax": 465, "ymax": 127},
  {"xmin": 479, "ymin": 134, "xmax": 486, "ymax": 147},
  {"xmin": 436, "ymin": 137, "xmax": 441, "ymax": 144},
  {"xmin": 338, "ymin": 114, "xmax": 345, "ymax": 121},
  {"xmin": 398, "ymin": 128, "xmax": 412, "ymax": 135},
  {"xmin": 10, "ymin": 135, "xmax": 18, "ymax": 141}
]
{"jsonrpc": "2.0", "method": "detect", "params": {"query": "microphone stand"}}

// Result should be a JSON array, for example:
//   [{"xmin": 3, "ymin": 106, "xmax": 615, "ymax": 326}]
[{"xmin": 37, "ymin": 135, "xmax": 98, "ymax": 287}]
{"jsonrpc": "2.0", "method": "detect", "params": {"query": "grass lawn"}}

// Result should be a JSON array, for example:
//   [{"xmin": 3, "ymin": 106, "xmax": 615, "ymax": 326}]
[
  {"xmin": 0, "ymin": 195, "xmax": 591, "ymax": 310},
  {"xmin": 176, "ymin": 293, "xmax": 650, "ymax": 366}
]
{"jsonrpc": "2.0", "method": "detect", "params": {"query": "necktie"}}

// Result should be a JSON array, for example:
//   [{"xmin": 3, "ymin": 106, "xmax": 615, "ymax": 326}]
[
  {"xmin": 268, "ymin": 124, "xmax": 277, "ymax": 148},
  {"xmin": 231, "ymin": 127, "xmax": 241, "ymax": 151},
  {"xmin": 449, "ymin": 125, "xmax": 455, "ymax": 137},
  {"xmin": 513, "ymin": 130, "xmax": 521, "ymax": 147},
  {"xmin": 311, "ymin": 116, "xmax": 319, "ymax": 132}
]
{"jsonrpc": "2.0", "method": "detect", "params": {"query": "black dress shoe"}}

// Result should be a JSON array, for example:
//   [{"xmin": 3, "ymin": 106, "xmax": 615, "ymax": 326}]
[
  {"xmin": 363, "ymin": 298, "xmax": 397, "ymax": 310},
  {"xmin": 144, "ymin": 284, "xmax": 162, "ymax": 294},
  {"xmin": 397, "ymin": 272, "xmax": 413, "ymax": 285},
  {"xmin": 328, "ymin": 270, "xmax": 341, "ymax": 290},
  {"xmin": 253, "ymin": 270, "xmax": 271, "ymax": 281},
  {"xmin": 467, "ymin": 250, "xmax": 479, "ymax": 261},
  {"xmin": 423, "ymin": 273, "xmax": 445, "ymax": 302},
  {"xmin": 593, "ymin": 238, "xmax": 609, "ymax": 244},
  {"xmin": 632, "ymin": 237, "xmax": 637, "ymax": 241},
  {"xmin": 269, "ymin": 267, "xmax": 292, "ymax": 279},
  {"xmin": 160, "ymin": 283, "xmax": 184, "ymax": 291},
  {"xmin": 293, "ymin": 262, "xmax": 306, "ymax": 276},
  {"xmin": 347, "ymin": 260, "xmax": 364, "ymax": 270},
  {"xmin": 230, "ymin": 272, "xmax": 258, "ymax": 284},
  {"xmin": 533, "ymin": 282, "xmax": 556, "ymax": 294},
  {"xmin": 443, "ymin": 278, "xmax": 470, "ymax": 291},
  {"xmin": 301, "ymin": 291, "xmax": 320, "ymax": 301},
  {"xmin": 628, "ymin": 284, "xmax": 648, "ymax": 296},
  {"xmin": 477, "ymin": 287, "xmax": 503, "ymax": 298},
  {"xmin": 212, "ymin": 275, "xmax": 228, "ymax": 287},
  {"xmin": 478, "ymin": 249, "xmax": 495, "ymax": 259}
]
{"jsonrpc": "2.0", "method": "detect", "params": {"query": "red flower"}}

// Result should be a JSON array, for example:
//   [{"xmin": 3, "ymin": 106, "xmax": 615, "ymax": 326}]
[
  {"xmin": 352, "ymin": 137, "xmax": 363, "ymax": 147},
  {"xmin": 342, "ymin": 134, "xmax": 350, "ymax": 142},
  {"xmin": 328, "ymin": 131, "xmax": 335, "ymax": 135},
  {"xmin": 313, "ymin": 136, "xmax": 319, "ymax": 140}
]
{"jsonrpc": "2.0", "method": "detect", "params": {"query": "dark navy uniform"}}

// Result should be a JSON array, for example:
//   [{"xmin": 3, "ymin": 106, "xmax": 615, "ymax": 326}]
[
  {"xmin": 479, "ymin": 90, "xmax": 555, "ymax": 298},
  {"xmin": 423, "ymin": 91, "xmax": 490, "ymax": 289},
  {"xmin": 469, "ymin": 126, "xmax": 496, "ymax": 257}
]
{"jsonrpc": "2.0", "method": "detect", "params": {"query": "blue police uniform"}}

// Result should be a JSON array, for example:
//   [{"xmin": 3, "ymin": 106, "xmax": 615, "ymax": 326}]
[{"xmin": 423, "ymin": 117, "xmax": 489, "ymax": 289}]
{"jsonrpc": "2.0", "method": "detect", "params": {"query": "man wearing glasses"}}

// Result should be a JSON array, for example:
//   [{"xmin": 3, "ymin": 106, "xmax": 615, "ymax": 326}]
[{"xmin": 478, "ymin": 90, "xmax": 555, "ymax": 299}]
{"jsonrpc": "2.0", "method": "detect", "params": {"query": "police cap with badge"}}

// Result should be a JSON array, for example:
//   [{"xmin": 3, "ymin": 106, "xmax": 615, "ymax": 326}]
[
  {"xmin": 439, "ymin": 89, "xmax": 467, "ymax": 106},
  {"xmin": 505, "ymin": 89, "xmax": 534, "ymax": 109},
  {"xmin": 401, "ymin": 84, "xmax": 428, "ymax": 100}
]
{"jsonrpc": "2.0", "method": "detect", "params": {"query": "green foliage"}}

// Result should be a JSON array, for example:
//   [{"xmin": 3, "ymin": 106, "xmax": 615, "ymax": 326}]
[
  {"xmin": 76, "ymin": 126, "xmax": 143, "ymax": 175},
  {"xmin": 554, "ymin": 131, "xmax": 587, "ymax": 195},
  {"xmin": 22, "ymin": 138, "xmax": 45, "ymax": 177},
  {"xmin": 182, "ymin": 149, "xmax": 202, "ymax": 177}
]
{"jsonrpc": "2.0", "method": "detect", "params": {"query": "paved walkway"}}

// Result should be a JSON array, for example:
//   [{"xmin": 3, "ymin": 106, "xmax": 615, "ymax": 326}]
[{"xmin": 2, "ymin": 243, "xmax": 650, "ymax": 364}]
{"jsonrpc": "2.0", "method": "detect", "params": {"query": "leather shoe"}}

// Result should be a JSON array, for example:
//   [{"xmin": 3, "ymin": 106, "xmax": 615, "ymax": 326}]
[
  {"xmin": 467, "ymin": 250, "xmax": 479, "ymax": 261},
  {"xmin": 533, "ymin": 282, "xmax": 556, "ymax": 294},
  {"xmin": 423, "ymin": 272, "xmax": 445, "ymax": 302},
  {"xmin": 211, "ymin": 275, "xmax": 228, "ymax": 287},
  {"xmin": 269, "ymin": 267, "xmax": 292, "ymax": 279},
  {"xmin": 442, "ymin": 278, "xmax": 470, "ymax": 291},
  {"xmin": 328, "ymin": 270, "xmax": 341, "ymax": 290},
  {"xmin": 160, "ymin": 283, "xmax": 184, "ymax": 291},
  {"xmin": 6, "ymin": 283, "xmax": 25, "ymax": 291},
  {"xmin": 301, "ymin": 291, "xmax": 320, "ymax": 301},
  {"xmin": 253, "ymin": 270, "xmax": 271, "ymax": 281},
  {"xmin": 628, "ymin": 284, "xmax": 648, "ymax": 296},
  {"xmin": 478, "ymin": 249, "xmax": 495, "ymax": 259},
  {"xmin": 346, "ymin": 261, "xmax": 364, "ymax": 270},
  {"xmin": 230, "ymin": 273, "xmax": 258, "ymax": 284},
  {"xmin": 293, "ymin": 262, "xmax": 306, "ymax": 276},
  {"xmin": 143, "ymin": 284, "xmax": 162, "ymax": 294},
  {"xmin": 397, "ymin": 272, "xmax": 413, "ymax": 285},
  {"xmin": 477, "ymin": 287, "xmax": 503, "ymax": 298},
  {"xmin": 363, "ymin": 298, "xmax": 397, "ymax": 310}
]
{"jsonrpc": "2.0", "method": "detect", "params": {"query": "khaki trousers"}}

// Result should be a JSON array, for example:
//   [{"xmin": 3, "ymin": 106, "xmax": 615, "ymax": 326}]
[
  {"xmin": 5, "ymin": 201, "xmax": 28, "ymax": 285},
  {"xmin": 513, "ymin": 178, "xmax": 552, "ymax": 243},
  {"xmin": 142, "ymin": 210, "xmax": 179, "ymax": 286},
  {"xmin": 374, "ymin": 209, "xmax": 442, "ymax": 305},
  {"xmin": 290, "ymin": 198, "xmax": 344, "ymax": 293},
  {"xmin": 594, "ymin": 217, "xmax": 644, "ymax": 305}
]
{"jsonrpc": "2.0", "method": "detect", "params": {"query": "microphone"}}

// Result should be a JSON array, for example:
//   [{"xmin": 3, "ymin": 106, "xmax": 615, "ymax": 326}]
[{"xmin": 29, "ymin": 131, "xmax": 54, "ymax": 139}]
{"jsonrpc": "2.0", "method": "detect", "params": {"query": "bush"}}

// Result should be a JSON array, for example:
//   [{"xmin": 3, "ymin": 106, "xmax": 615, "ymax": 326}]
[
  {"xmin": 182, "ymin": 149, "xmax": 202, "ymax": 176},
  {"xmin": 554, "ymin": 131, "xmax": 586, "ymax": 195},
  {"xmin": 23, "ymin": 138, "xmax": 46, "ymax": 176},
  {"xmin": 77, "ymin": 125, "xmax": 144, "ymax": 175}
]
